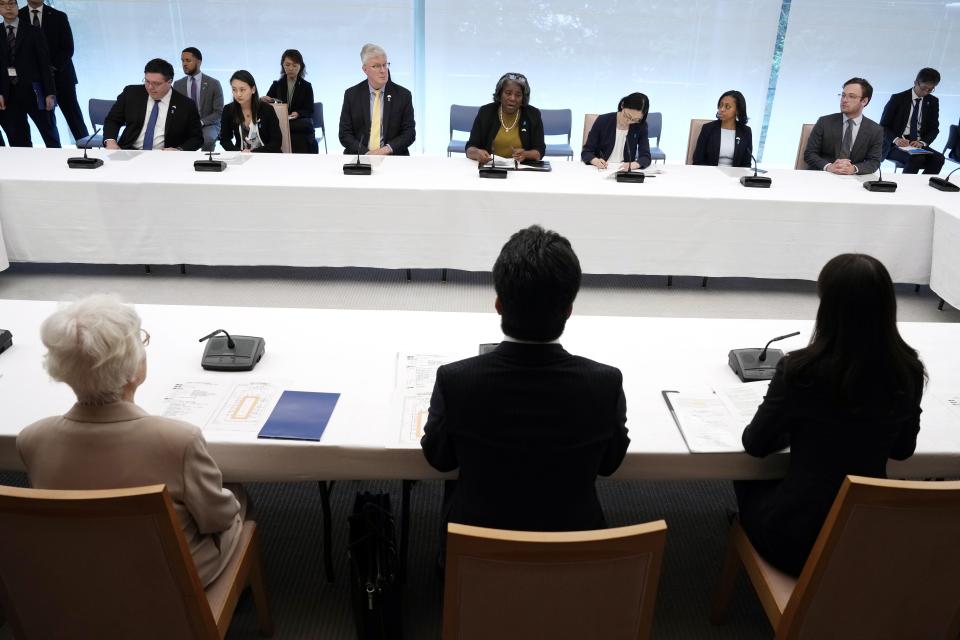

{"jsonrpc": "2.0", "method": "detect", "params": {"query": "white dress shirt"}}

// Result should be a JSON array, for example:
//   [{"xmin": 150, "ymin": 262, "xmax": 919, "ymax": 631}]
[
  {"xmin": 28, "ymin": 3, "xmax": 43, "ymax": 27},
  {"xmin": 900, "ymin": 89, "xmax": 924, "ymax": 140},
  {"xmin": 134, "ymin": 88, "xmax": 173, "ymax": 150}
]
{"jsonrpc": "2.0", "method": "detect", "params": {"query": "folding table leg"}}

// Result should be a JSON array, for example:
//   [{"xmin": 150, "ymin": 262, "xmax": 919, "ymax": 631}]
[
  {"xmin": 939, "ymin": 298, "xmax": 945, "ymax": 311},
  {"xmin": 441, "ymin": 269, "xmax": 447, "ymax": 283},
  {"xmin": 400, "ymin": 479, "xmax": 415, "ymax": 583},
  {"xmin": 667, "ymin": 275, "xmax": 673, "ymax": 287},
  {"xmin": 406, "ymin": 269, "xmax": 412, "ymax": 282},
  {"xmin": 317, "ymin": 480, "xmax": 336, "ymax": 582}
]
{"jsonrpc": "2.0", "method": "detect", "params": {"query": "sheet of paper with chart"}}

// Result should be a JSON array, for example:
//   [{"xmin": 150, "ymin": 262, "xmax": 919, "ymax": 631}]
[
  {"xmin": 396, "ymin": 353, "xmax": 460, "ymax": 445},
  {"xmin": 161, "ymin": 380, "xmax": 285, "ymax": 435},
  {"xmin": 662, "ymin": 382, "xmax": 770, "ymax": 453}
]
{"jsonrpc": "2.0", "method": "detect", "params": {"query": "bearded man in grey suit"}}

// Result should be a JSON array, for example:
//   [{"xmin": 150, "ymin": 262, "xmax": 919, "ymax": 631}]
[
  {"xmin": 174, "ymin": 46, "xmax": 224, "ymax": 151},
  {"xmin": 804, "ymin": 77, "xmax": 883, "ymax": 175}
]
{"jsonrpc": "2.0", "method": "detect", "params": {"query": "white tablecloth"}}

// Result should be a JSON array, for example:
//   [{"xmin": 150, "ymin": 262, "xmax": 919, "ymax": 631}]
[
  {"xmin": 1, "ymin": 300, "xmax": 958, "ymax": 481},
  {"xmin": 931, "ymin": 207, "xmax": 960, "ymax": 310},
  {"xmin": 0, "ymin": 148, "xmax": 951, "ymax": 283}
]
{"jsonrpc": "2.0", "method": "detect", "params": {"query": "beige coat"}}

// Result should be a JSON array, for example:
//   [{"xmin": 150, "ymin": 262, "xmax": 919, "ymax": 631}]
[{"xmin": 17, "ymin": 402, "xmax": 243, "ymax": 587}]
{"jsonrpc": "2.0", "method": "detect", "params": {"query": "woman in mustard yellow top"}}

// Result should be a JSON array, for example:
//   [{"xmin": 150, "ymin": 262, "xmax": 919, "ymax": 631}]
[{"xmin": 465, "ymin": 73, "xmax": 546, "ymax": 164}]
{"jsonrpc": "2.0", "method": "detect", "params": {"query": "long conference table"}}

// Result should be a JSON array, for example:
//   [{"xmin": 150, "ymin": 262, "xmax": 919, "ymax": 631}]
[
  {"xmin": 0, "ymin": 148, "xmax": 958, "ymax": 305},
  {"xmin": 2, "ymin": 299, "xmax": 959, "ymax": 482}
]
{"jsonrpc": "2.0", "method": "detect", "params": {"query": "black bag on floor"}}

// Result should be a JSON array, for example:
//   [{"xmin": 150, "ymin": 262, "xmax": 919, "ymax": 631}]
[{"xmin": 348, "ymin": 492, "xmax": 402, "ymax": 639}]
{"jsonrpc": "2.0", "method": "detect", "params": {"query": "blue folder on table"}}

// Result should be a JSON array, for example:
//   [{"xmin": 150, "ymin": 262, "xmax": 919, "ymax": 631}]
[{"xmin": 257, "ymin": 390, "xmax": 340, "ymax": 441}]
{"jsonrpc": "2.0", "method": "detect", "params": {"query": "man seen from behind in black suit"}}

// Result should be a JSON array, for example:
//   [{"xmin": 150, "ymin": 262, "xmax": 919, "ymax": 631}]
[
  {"xmin": 103, "ymin": 58, "xmax": 202, "ymax": 151},
  {"xmin": 421, "ymin": 225, "xmax": 630, "ymax": 533},
  {"xmin": 20, "ymin": 0, "xmax": 87, "ymax": 142},
  {"xmin": 803, "ymin": 77, "xmax": 882, "ymax": 175},
  {"xmin": 0, "ymin": 0, "xmax": 59, "ymax": 148},
  {"xmin": 879, "ymin": 67, "xmax": 944, "ymax": 175},
  {"xmin": 338, "ymin": 42, "xmax": 415, "ymax": 155}
]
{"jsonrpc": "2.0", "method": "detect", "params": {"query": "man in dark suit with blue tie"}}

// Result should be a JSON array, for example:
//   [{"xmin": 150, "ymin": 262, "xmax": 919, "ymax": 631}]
[
  {"xmin": 421, "ymin": 225, "xmax": 630, "ymax": 533},
  {"xmin": 19, "ymin": 0, "xmax": 88, "ymax": 142},
  {"xmin": 0, "ymin": 0, "xmax": 58, "ymax": 147},
  {"xmin": 879, "ymin": 68, "xmax": 944, "ymax": 175},
  {"xmin": 103, "ymin": 58, "xmax": 202, "ymax": 151}
]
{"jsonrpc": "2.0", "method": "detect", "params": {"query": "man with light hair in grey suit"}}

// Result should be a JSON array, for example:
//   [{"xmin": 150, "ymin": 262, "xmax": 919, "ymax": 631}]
[
  {"xmin": 804, "ymin": 77, "xmax": 883, "ymax": 175},
  {"xmin": 174, "ymin": 46, "xmax": 224, "ymax": 151}
]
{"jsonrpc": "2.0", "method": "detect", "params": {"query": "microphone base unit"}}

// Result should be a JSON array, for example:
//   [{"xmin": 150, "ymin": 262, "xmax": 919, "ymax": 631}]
[
  {"xmin": 728, "ymin": 348, "xmax": 785, "ymax": 383},
  {"xmin": 194, "ymin": 159, "xmax": 227, "ymax": 172},
  {"xmin": 200, "ymin": 335, "xmax": 265, "ymax": 372},
  {"xmin": 479, "ymin": 166, "xmax": 507, "ymax": 179},
  {"xmin": 343, "ymin": 162, "xmax": 372, "ymax": 176},
  {"xmin": 0, "ymin": 329, "xmax": 12, "ymax": 356},
  {"xmin": 67, "ymin": 157, "xmax": 104, "ymax": 170},
  {"xmin": 616, "ymin": 171, "xmax": 645, "ymax": 183},
  {"xmin": 863, "ymin": 180, "xmax": 897, "ymax": 192},
  {"xmin": 929, "ymin": 177, "xmax": 959, "ymax": 192},
  {"xmin": 740, "ymin": 175, "xmax": 771, "ymax": 188}
]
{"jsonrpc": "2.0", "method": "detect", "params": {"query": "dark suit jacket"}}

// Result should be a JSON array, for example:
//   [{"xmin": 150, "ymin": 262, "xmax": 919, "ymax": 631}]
[
  {"xmin": 8, "ymin": 21, "xmax": 56, "ymax": 97},
  {"xmin": 692, "ymin": 120, "xmax": 753, "ymax": 167},
  {"xmin": 580, "ymin": 111, "xmax": 651, "ymax": 168},
  {"xmin": 266, "ymin": 77, "xmax": 314, "ymax": 129},
  {"xmin": 466, "ymin": 102, "xmax": 545, "ymax": 159},
  {"xmin": 736, "ymin": 358, "xmax": 922, "ymax": 576},
  {"xmin": 19, "ymin": 4, "xmax": 77, "ymax": 85},
  {"xmin": 0, "ymin": 32, "xmax": 9, "ymax": 101},
  {"xmin": 879, "ymin": 89, "xmax": 939, "ymax": 156},
  {"xmin": 421, "ymin": 341, "xmax": 630, "ymax": 532},
  {"xmin": 803, "ymin": 113, "xmax": 883, "ymax": 174},
  {"xmin": 338, "ymin": 79, "xmax": 415, "ymax": 155},
  {"xmin": 218, "ymin": 102, "xmax": 282, "ymax": 153},
  {"xmin": 103, "ymin": 85, "xmax": 203, "ymax": 151}
]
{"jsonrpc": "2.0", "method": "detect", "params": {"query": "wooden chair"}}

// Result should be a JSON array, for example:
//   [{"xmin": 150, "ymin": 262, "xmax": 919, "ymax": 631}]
[
  {"xmin": 582, "ymin": 113, "xmax": 599, "ymax": 149},
  {"xmin": 794, "ymin": 123, "xmax": 814, "ymax": 170},
  {"xmin": 269, "ymin": 102, "xmax": 293, "ymax": 154},
  {"xmin": 0, "ymin": 484, "xmax": 273, "ymax": 640},
  {"xmin": 443, "ymin": 520, "xmax": 667, "ymax": 640},
  {"xmin": 711, "ymin": 476, "xmax": 960, "ymax": 639},
  {"xmin": 685, "ymin": 118, "xmax": 712, "ymax": 165}
]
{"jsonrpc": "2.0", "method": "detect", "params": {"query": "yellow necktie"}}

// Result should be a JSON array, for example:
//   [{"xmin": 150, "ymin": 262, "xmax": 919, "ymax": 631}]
[{"xmin": 369, "ymin": 89, "xmax": 382, "ymax": 151}]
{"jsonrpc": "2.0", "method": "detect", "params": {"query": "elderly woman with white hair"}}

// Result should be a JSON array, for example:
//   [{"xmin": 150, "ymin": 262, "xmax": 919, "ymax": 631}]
[{"xmin": 16, "ymin": 295, "xmax": 245, "ymax": 587}]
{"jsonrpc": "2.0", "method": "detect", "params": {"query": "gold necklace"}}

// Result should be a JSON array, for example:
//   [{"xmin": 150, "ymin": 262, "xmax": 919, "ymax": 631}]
[{"xmin": 499, "ymin": 107, "xmax": 520, "ymax": 132}]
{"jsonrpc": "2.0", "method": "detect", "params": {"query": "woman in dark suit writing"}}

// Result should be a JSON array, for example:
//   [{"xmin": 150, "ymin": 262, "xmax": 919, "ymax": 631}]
[
  {"xmin": 219, "ymin": 70, "xmax": 281, "ymax": 153},
  {"xmin": 692, "ymin": 90, "xmax": 752, "ymax": 167},
  {"xmin": 735, "ymin": 253, "xmax": 925, "ymax": 576},
  {"xmin": 263, "ymin": 49, "xmax": 317, "ymax": 154},
  {"xmin": 466, "ymin": 73, "xmax": 545, "ymax": 164},
  {"xmin": 581, "ymin": 92, "xmax": 651, "ymax": 170}
]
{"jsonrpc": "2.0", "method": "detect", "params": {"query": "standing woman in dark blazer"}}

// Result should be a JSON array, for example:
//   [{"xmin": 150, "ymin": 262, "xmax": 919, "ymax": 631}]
[
  {"xmin": 692, "ymin": 90, "xmax": 752, "ymax": 167},
  {"xmin": 264, "ymin": 49, "xmax": 317, "ymax": 153},
  {"xmin": 735, "ymin": 253, "xmax": 926, "ymax": 577},
  {"xmin": 219, "ymin": 70, "xmax": 281, "ymax": 153},
  {"xmin": 466, "ymin": 73, "xmax": 545, "ymax": 164},
  {"xmin": 581, "ymin": 92, "xmax": 651, "ymax": 169}
]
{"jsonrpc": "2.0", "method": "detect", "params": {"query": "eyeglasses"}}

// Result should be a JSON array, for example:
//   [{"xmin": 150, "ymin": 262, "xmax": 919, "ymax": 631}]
[
  {"xmin": 503, "ymin": 73, "xmax": 528, "ymax": 83},
  {"xmin": 140, "ymin": 329, "xmax": 151, "ymax": 346},
  {"xmin": 367, "ymin": 63, "xmax": 390, "ymax": 72},
  {"xmin": 837, "ymin": 92, "xmax": 863, "ymax": 100},
  {"xmin": 143, "ymin": 78, "xmax": 169, "ymax": 89}
]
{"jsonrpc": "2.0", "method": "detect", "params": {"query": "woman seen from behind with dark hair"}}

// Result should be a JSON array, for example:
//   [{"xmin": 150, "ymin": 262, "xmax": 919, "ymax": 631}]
[
  {"xmin": 735, "ymin": 253, "xmax": 926, "ymax": 576},
  {"xmin": 264, "ymin": 49, "xmax": 318, "ymax": 153},
  {"xmin": 465, "ymin": 73, "xmax": 545, "ymax": 165},
  {"xmin": 692, "ymin": 90, "xmax": 752, "ymax": 167},
  {"xmin": 219, "ymin": 70, "xmax": 281, "ymax": 153},
  {"xmin": 581, "ymin": 92, "xmax": 651, "ymax": 170}
]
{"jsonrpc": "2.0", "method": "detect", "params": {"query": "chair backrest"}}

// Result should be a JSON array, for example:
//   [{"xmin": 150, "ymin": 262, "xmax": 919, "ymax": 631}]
[
  {"xmin": 0, "ymin": 484, "xmax": 221, "ymax": 640},
  {"xmin": 541, "ymin": 108, "xmax": 572, "ymax": 142},
  {"xmin": 685, "ymin": 118, "xmax": 713, "ymax": 165},
  {"xmin": 269, "ymin": 102, "xmax": 292, "ymax": 154},
  {"xmin": 88, "ymin": 98, "xmax": 115, "ymax": 128},
  {"xmin": 646, "ymin": 112, "xmax": 662, "ymax": 145},
  {"xmin": 443, "ymin": 520, "xmax": 667, "ymax": 640},
  {"xmin": 778, "ymin": 476, "xmax": 960, "ymax": 640},
  {"xmin": 794, "ymin": 123, "xmax": 815, "ymax": 169},
  {"xmin": 944, "ymin": 123, "xmax": 958, "ymax": 159},
  {"xmin": 312, "ymin": 101, "xmax": 325, "ymax": 132},
  {"xmin": 582, "ymin": 113, "xmax": 599, "ymax": 148},
  {"xmin": 450, "ymin": 104, "xmax": 480, "ymax": 137}
]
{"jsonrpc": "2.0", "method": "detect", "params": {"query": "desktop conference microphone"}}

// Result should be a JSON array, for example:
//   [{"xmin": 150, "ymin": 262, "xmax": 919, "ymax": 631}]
[
  {"xmin": 864, "ymin": 161, "xmax": 897, "ymax": 192},
  {"xmin": 198, "ymin": 329, "xmax": 266, "ymax": 372},
  {"xmin": 616, "ymin": 134, "xmax": 645, "ymax": 183},
  {"xmin": 194, "ymin": 149, "xmax": 226, "ymax": 172},
  {"xmin": 740, "ymin": 153, "xmax": 772, "ymax": 188},
  {"xmin": 67, "ymin": 126, "xmax": 104, "ymax": 169},
  {"xmin": 479, "ymin": 148, "xmax": 507, "ymax": 179},
  {"xmin": 343, "ymin": 135, "xmax": 372, "ymax": 175},
  {"xmin": 929, "ymin": 166, "xmax": 960, "ymax": 193},
  {"xmin": 728, "ymin": 330, "xmax": 800, "ymax": 382}
]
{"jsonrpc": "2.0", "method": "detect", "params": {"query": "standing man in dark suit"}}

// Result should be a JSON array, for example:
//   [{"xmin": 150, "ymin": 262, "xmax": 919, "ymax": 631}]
[
  {"xmin": 338, "ymin": 43, "xmax": 415, "ymax": 155},
  {"xmin": 173, "ymin": 47, "xmax": 223, "ymax": 152},
  {"xmin": 0, "ymin": 18, "xmax": 8, "ymax": 145},
  {"xmin": 804, "ymin": 77, "xmax": 882, "ymax": 175},
  {"xmin": 19, "ymin": 0, "xmax": 87, "ymax": 143},
  {"xmin": 879, "ymin": 68, "xmax": 944, "ymax": 175},
  {"xmin": 421, "ymin": 225, "xmax": 630, "ymax": 533},
  {"xmin": 0, "ymin": 0, "xmax": 58, "ymax": 147},
  {"xmin": 103, "ymin": 58, "xmax": 202, "ymax": 151}
]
